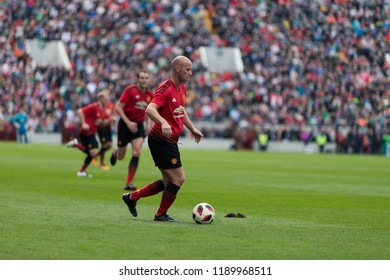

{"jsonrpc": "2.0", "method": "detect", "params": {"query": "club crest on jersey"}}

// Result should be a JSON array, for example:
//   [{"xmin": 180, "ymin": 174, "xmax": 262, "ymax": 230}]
[{"xmin": 171, "ymin": 158, "xmax": 178, "ymax": 165}]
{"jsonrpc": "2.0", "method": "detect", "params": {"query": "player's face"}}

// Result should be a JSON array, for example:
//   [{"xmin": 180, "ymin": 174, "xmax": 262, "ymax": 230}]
[
  {"xmin": 178, "ymin": 62, "xmax": 192, "ymax": 83},
  {"xmin": 138, "ymin": 72, "xmax": 149, "ymax": 90},
  {"xmin": 99, "ymin": 96, "xmax": 108, "ymax": 107}
]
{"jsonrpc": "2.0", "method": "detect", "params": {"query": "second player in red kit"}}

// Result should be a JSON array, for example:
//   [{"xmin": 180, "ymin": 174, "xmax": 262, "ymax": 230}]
[{"xmin": 110, "ymin": 71, "xmax": 154, "ymax": 190}]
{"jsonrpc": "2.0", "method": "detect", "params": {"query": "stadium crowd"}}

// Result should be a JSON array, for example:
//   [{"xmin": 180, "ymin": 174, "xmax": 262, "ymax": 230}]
[{"xmin": 1, "ymin": 0, "xmax": 390, "ymax": 154}]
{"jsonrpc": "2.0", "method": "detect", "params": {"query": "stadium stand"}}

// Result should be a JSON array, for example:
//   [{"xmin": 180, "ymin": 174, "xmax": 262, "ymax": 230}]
[{"xmin": 1, "ymin": 0, "xmax": 389, "ymax": 153}]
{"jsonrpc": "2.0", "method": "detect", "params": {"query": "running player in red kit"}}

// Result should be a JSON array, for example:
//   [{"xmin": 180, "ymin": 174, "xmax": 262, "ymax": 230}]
[
  {"xmin": 122, "ymin": 56, "xmax": 203, "ymax": 222},
  {"xmin": 110, "ymin": 71, "xmax": 154, "ymax": 190},
  {"xmin": 93, "ymin": 90, "xmax": 115, "ymax": 170},
  {"xmin": 67, "ymin": 91, "xmax": 109, "ymax": 177}
]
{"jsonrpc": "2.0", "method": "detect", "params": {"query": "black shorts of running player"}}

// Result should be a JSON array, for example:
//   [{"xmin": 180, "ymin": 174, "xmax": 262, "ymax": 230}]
[
  {"xmin": 79, "ymin": 133, "xmax": 99, "ymax": 150},
  {"xmin": 148, "ymin": 135, "xmax": 182, "ymax": 169},
  {"xmin": 117, "ymin": 118, "xmax": 146, "ymax": 147},
  {"xmin": 97, "ymin": 126, "xmax": 112, "ymax": 144}
]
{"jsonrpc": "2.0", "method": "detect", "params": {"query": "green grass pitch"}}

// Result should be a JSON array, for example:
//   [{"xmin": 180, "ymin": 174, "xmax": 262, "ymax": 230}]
[{"xmin": 0, "ymin": 141, "xmax": 389, "ymax": 260}]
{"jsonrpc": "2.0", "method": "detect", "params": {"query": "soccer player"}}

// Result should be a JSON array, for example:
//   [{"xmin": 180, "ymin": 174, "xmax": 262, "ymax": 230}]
[
  {"xmin": 122, "ymin": 56, "xmax": 203, "ymax": 222},
  {"xmin": 67, "ymin": 90, "xmax": 109, "ymax": 177},
  {"xmin": 110, "ymin": 71, "xmax": 153, "ymax": 190},
  {"xmin": 92, "ymin": 89, "xmax": 115, "ymax": 170},
  {"xmin": 11, "ymin": 106, "xmax": 29, "ymax": 146}
]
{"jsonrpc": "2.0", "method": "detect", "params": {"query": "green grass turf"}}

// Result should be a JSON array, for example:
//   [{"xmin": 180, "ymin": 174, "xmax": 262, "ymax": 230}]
[{"xmin": 0, "ymin": 141, "xmax": 389, "ymax": 260}]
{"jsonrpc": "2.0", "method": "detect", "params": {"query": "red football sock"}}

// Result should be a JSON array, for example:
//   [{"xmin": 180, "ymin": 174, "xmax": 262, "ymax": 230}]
[
  {"xmin": 126, "ymin": 157, "xmax": 139, "ymax": 184},
  {"xmin": 131, "ymin": 180, "xmax": 164, "ymax": 201},
  {"xmin": 80, "ymin": 155, "xmax": 93, "ymax": 172},
  {"xmin": 156, "ymin": 182, "xmax": 180, "ymax": 217},
  {"xmin": 75, "ymin": 143, "xmax": 87, "ymax": 154}
]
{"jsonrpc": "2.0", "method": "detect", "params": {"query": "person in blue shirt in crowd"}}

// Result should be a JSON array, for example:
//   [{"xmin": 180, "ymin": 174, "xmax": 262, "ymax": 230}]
[{"xmin": 11, "ymin": 106, "xmax": 29, "ymax": 145}]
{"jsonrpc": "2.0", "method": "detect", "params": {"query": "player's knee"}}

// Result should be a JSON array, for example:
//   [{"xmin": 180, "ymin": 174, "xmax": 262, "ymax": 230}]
[
  {"xmin": 175, "ymin": 174, "xmax": 185, "ymax": 187},
  {"xmin": 90, "ymin": 150, "xmax": 99, "ymax": 157},
  {"xmin": 132, "ymin": 149, "xmax": 141, "ymax": 157}
]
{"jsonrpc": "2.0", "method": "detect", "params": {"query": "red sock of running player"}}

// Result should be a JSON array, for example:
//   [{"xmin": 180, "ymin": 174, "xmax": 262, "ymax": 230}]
[
  {"xmin": 126, "ymin": 156, "xmax": 139, "ymax": 184},
  {"xmin": 131, "ymin": 180, "xmax": 165, "ymax": 201},
  {"xmin": 156, "ymin": 182, "xmax": 180, "ymax": 217},
  {"xmin": 80, "ymin": 155, "xmax": 93, "ymax": 172},
  {"xmin": 75, "ymin": 143, "xmax": 87, "ymax": 154}
]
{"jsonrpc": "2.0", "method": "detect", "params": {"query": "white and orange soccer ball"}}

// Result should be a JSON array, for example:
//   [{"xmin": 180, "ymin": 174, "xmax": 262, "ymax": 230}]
[{"xmin": 192, "ymin": 202, "xmax": 215, "ymax": 224}]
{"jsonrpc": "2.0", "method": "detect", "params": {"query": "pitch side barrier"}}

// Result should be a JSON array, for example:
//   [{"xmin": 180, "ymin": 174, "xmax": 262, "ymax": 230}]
[{"xmin": 27, "ymin": 132, "xmax": 339, "ymax": 153}]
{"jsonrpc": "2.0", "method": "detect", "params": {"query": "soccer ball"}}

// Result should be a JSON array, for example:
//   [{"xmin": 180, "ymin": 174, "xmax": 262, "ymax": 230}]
[{"xmin": 192, "ymin": 202, "xmax": 215, "ymax": 224}]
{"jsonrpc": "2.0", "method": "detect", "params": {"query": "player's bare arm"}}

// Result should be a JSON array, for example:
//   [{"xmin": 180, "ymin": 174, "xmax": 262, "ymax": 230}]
[
  {"xmin": 145, "ymin": 114, "xmax": 152, "ymax": 135},
  {"xmin": 77, "ymin": 109, "xmax": 90, "ymax": 131},
  {"xmin": 145, "ymin": 102, "xmax": 172, "ymax": 139},
  {"xmin": 183, "ymin": 110, "xmax": 203, "ymax": 143},
  {"xmin": 115, "ymin": 101, "xmax": 137, "ymax": 133}
]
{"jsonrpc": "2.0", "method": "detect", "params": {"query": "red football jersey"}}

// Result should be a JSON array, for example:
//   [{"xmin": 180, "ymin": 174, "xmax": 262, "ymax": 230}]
[
  {"xmin": 100, "ymin": 101, "xmax": 115, "ymax": 127},
  {"xmin": 80, "ymin": 102, "xmax": 101, "ymax": 135},
  {"xmin": 118, "ymin": 85, "xmax": 154, "ymax": 123},
  {"xmin": 149, "ymin": 78, "xmax": 187, "ymax": 143}
]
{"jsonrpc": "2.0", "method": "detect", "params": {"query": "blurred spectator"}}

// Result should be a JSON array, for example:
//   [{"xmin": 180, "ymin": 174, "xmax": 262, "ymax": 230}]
[{"xmin": 11, "ymin": 105, "xmax": 29, "ymax": 145}]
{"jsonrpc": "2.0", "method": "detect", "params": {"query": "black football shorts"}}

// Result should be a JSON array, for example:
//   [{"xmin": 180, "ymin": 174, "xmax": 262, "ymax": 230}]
[
  {"xmin": 148, "ymin": 135, "xmax": 182, "ymax": 169},
  {"xmin": 79, "ymin": 133, "xmax": 99, "ymax": 150},
  {"xmin": 117, "ymin": 119, "xmax": 145, "ymax": 147},
  {"xmin": 97, "ymin": 126, "xmax": 112, "ymax": 144}
]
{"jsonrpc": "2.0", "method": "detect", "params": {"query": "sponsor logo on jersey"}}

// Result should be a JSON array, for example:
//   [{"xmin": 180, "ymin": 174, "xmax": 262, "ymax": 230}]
[
  {"xmin": 173, "ymin": 105, "xmax": 184, "ymax": 114},
  {"xmin": 173, "ymin": 105, "xmax": 185, "ymax": 119},
  {"xmin": 135, "ymin": 101, "xmax": 148, "ymax": 109}
]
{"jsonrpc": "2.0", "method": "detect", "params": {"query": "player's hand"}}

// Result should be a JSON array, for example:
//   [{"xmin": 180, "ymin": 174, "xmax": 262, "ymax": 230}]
[
  {"xmin": 82, "ymin": 123, "xmax": 90, "ymax": 131},
  {"xmin": 161, "ymin": 122, "xmax": 172, "ymax": 138},
  {"xmin": 192, "ymin": 128, "xmax": 203, "ymax": 143},
  {"xmin": 127, "ymin": 121, "xmax": 138, "ymax": 133}
]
